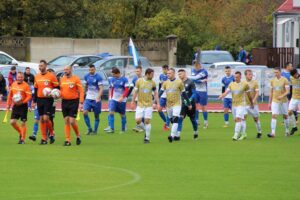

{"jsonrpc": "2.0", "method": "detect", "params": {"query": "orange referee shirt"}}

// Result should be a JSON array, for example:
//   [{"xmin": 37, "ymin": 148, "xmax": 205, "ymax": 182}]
[
  {"xmin": 60, "ymin": 75, "xmax": 84, "ymax": 103},
  {"xmin": 34, "ymin": 72, "xmax": 59, "ymax": 98},
  {"xmin": 7, "ymin": 81, "xmax": 32, "ymax": 106}
]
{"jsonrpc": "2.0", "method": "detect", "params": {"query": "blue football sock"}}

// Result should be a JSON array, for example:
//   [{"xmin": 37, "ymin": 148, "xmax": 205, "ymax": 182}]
[
  {"xmin": 109, "ymin": 114, "xmax": 114, "ymax": 130},
  {"xmin": 177, "ymin": 117, "xmax": 183, "ymax": 132},
  {"xmin": 158, "ymin": 111, "xmax": 167, "ymax": 123},
  {"xmin": 142, "ymin": 117, "xmax": 145, "ymax": 124},
  {"xmin": 190, "ymin": 117, "xmax": 198, "ymax": 131},
  {"xmin": 94, "ymin": 116, "xmax": 100, "ymax": 132},
  {"xmin": 121, "ymin": 115, "xmax": 126, "ymax": 131},
  {"xmin": 84, "ymin": 114, "xmax": 92, "ymax": 131},
  {"xmin": 203, "ymin": 111, "xmax": 208, "ymax": 121},
  {"xmin": 166, "ymin": 115, "xmax": 170, "ymax": 126},
  {"xmin": 33, "ymin": 123, "xmax": 39, "ymax": 136},
  {"xmin": 224, "ymin": 113, "xmax": 229, "ymax": 122},
  {"xmin": 195, "ymin": 110, "xmax": 199, "ymax": 123}
]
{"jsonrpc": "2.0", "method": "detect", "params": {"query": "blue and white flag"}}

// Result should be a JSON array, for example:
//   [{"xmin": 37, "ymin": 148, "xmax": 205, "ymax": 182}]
[{"xmin": 128, "ymin": 38, "xmax": 140, "ymax": 67}]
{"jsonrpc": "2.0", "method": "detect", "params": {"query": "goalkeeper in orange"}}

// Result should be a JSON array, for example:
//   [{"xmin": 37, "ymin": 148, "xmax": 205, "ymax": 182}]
[
  {"xmin": 60, "ymin": 65, "xmax": 84, "ymax": 146},
  {"xmin": 6, "ymin": 72, "xmax": 32, "ymax": 144}
]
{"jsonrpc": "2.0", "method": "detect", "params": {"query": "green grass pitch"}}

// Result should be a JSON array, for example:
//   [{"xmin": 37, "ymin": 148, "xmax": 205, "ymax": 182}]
[{"xmin": 0, "ymin": 112, "xmax": 300, "ymax": 200}]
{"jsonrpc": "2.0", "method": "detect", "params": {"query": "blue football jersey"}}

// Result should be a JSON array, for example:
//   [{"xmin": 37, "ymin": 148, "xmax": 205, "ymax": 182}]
[
  {"xmin": 159, "ymin": 73, "xmax": 168, "ymax": 83},
  {"xmin": 221, "ymin": 75, "xmax": 234, "ymax": 98},
  {"xmin": 109, "ymin": 76, "xmax": 129, "ymax": 102},
  {"xmin": 190, "ymin": 68, "xmax": 208, "ymax": 92},
  {"xmin": 84, "ymin": 73, "xmax": 103, "ymax": 100},
  {"xmin": 281, "ymin": 70, "xmax": 291, "ymax": 83}
]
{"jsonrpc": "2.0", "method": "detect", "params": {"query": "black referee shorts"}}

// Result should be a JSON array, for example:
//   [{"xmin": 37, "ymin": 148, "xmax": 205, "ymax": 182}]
[
  {"xmin": 37, "ymin": 97, "xmax": 54, "ymax": 116},
  {"xmin": 62, "ymin": 99, "xmax": 79, "ymax": 118},
  {"xmin": 11, "ymin": 103, "xmax": 28, "ymax": 122},
  {"xmin": 180, "ymin": 102, "xmax": 196, "ymax": 119}
]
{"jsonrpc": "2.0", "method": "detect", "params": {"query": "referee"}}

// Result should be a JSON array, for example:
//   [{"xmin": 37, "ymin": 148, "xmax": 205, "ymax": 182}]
[
  {"xmin": 32, "ymin": 60, "xmax": 59, "ymax": 145},
  {"xmin": 60, "ymin": 65, "xmax": 84, "ymax": 146}
]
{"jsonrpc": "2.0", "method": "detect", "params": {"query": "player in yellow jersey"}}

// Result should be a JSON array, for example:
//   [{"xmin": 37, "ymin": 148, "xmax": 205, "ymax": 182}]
[
  {"xmin": 131, "ymin": 68, "xmax": 159, "ymax": 143},
  {"xmin": 219, "ymin": 71, "xmax": 253, "ymax": 141},
  {"xmin": 160, "ymin": 68, "xmax": 191, "ymax": 143},
  {"xmin": 268, "ymin": 67, "xmax": 290, "ymax": 137},
  {"xmin": 243, "ymin": 70, "xmax": 262, "ymax": 139},
  {"xmin": 288, "ymin": 69, "xmax": 300, "ymax": 135}
]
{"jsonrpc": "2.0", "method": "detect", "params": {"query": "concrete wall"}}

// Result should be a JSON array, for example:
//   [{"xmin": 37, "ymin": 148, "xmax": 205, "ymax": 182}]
[
  {"xmin": 1, "ymin": 36, "xmax": 177, "ymax": 66},
  {"xmin": 30, "ymin": 37, "xmax": 123, "ymax": 62}
]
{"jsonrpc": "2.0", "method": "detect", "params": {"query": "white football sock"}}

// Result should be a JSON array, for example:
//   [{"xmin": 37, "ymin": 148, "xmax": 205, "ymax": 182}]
[
  {"xmin": 171, "ymin": 123, "xmax": 178, "ymax": 137},
  {"xmin": 241, "ymin": 120, "xmax": 246, "ymax": 134},
  {"xmin": 145, "ymin": 124, "xmax": 151, "ymax": 140},
  {"xmin": 234, "ymin": 122, "xmax": 242, "ymax": 138},
  {"xmin": 284, "ymin": 118, "xmax": 289, "ymax": 133},
  {"xmin": 255, "ymin": 120, "xmax": 262, "ymax": 133},
  {"xmin": 271, "ymin": 118, "xmax": 277, "ymax": 135}
]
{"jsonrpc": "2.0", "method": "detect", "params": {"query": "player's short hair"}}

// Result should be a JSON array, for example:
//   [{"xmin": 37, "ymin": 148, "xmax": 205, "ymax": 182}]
[
  {"xmin": 225, "ymin": 66, "xmax": 231, "ymax": 69},
  {"xmin": 244, "ymin": 69, "xmax": 252, "ymax": 75},
  {"xmin": 235, "ymin": 71, "xmax": 241, "ymax": 76},
  {"xmin": 162, "ymin": 64, "xmax": 169, "ymax": 69},
  {"xmin": 10, "ymin": 66, "xmax": 16, "ymax": 71},
  {"xmin": 89, "ymin": 64, "xmax": 95, "ymax": 68},
  {"xmin": 291, "ymin": 69, "xmax": 298, "ymax": 76},
  {"xmin": 284, "ymin": 62, "xmax": 292, "ymax": 68},
  {"xmin": 39, "ymin": 60, "xmax": 47, "ymax": 65},
  {"xmin": 168, "ymin": 68, "xmax": 176, "ymax": 73},
  {"xmin": 17, "ymin": 71, "xmax": 24, "ymax": 76},
  {"xmin": 145, "ymin": 68, "xmax": 154, "ymax": 75},
  {"xmin": 25, "ymin": 67, "xmax": 30, "ymax": 70},
  {"xmin": 136, "ymin": 66, "xmax": 142, "ymax": 70},
  {"xmin": 178, "ymin": 69, "xmax": 185, "ymax": 73},
  {"xmin": 47, "ymin": 68, "xmax": 55, "ymax": 73},
  {"xmin": 274, "ymin": 67, "xmax": 281, "ymax": 71},
  {"xmin": 112, "ymin": 67, "xmax": 120, "ymax": 74}
]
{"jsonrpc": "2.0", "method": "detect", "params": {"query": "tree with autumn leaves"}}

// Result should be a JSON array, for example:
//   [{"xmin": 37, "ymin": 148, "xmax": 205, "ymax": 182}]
[{"xmin": 0, "ymin": 0, "xmax": 284, "ymax": 64}]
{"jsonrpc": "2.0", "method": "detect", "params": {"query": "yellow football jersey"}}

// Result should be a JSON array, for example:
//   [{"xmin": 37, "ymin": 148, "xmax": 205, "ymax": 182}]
[
  {"xmin": 134, "ymin": 78, "xmax": 156, "ymax": 107},
  {"xmin": 228, "ymin": 81, "xmax": 249, "ymax": 107},
  {"xmin": 270, "ymin": 77, "xmax": 289, "ymax": 103},
  {"xmin": 162, "ymin": 79, "xmax": 184, "ymax": 107},
  {"xmin": 244, "ymin": 80, "xmax": 259, "ymax": 105},
  {"xmin": 291, "ymin": 76, "xmax": 300, "ymax": 99}
]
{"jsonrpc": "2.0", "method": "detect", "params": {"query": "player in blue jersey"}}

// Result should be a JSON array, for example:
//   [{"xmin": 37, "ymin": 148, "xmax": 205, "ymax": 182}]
[
  {"xmin": 221, "ymin": 66, "xmax": 235, "ymax": 127},
  {"xmin": 282, "ymin": 62, "xmax": 298, "ymax": 124},
  {"xmin": 188, "ymin": 62, "xmax": 209, "ymax": 129},
  {"xmin": 83, "ymin": 64, "xmax": 103, "ymax": 135},
  {"xmin": 157, "ymin": 64, "xmax": 171, "ymax": 131},
  {"xmin": 105, "ymin": 67, "xmax": 129, "ymax": 133}
]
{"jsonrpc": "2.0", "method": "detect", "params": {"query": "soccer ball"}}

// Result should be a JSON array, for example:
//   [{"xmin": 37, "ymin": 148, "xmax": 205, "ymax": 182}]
[
  {"xmin": 12, "ymin": 93, "xmax": 22, "ymax": 103},
  {"xmin": 51, "ymin": 88, "xmax": 61, "ymax": 99},
  {"xmin": 42, "ymin": 87, "xmax": 52, "ymax": 97}
]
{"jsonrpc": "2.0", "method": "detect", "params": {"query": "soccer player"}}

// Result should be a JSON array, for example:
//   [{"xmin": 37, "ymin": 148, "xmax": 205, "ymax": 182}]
[
  {"xmin": 105, "ymin": 67, "xmax": 129, "ymax": 133},
  {"xmin": 60, "ymin": 66, "xmax": 84, "ymax": 146},
  {"xmin": 268, "ymin": 67, "xmax": 290, "ymax": 138},
  {"xmin": 128, "ymin": 66, "xmax": 144, "ymax": 132},
  {"xmin": 177, "ymin": 69, "xmax": 198, "ymax": 139},
  {"xmin": 158, "ymin": 64, "xmax": 170, "ymax": 131},
  {"xmin": 160, "ymin": 68, "xmax": 191, "ymax": 143},
  {"xmin": 6, "ymin": 72, "xmax": 32, "ymax": 144},
  {"xmin": 282, "ymin": 62, "xmax": 298, "ymax": 123},
  {"xmin": 219, "ymin": 71, "xmax": 253, "ymax": 141},
  {"xmin": 131, "ymin": 68, "xmax": 159, "ymax": 143},
  {"xmin": 24, "ymin": 67, "xmax": 35, "ymax": 109},
  {"xmin": 288, "ymin": 69, "xmax": 300, "ymax": 135},
  {"xmin": 31, "ymin": 60, "xmax": 59, "ymax": 145},
  {"xmin": 221, "ymin": 66, "xmax": 234, "ymax": 127},
  {"xmin": 83, "ymin": 64, "xmax": 103, "ymax": 135},
  {"xmin": 189, "ymin": 62, "xmax": 209, "ymax": 129},
  {"xmin": 243, "ymin": 69, "xmax": 262, "ymax": 139}
]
